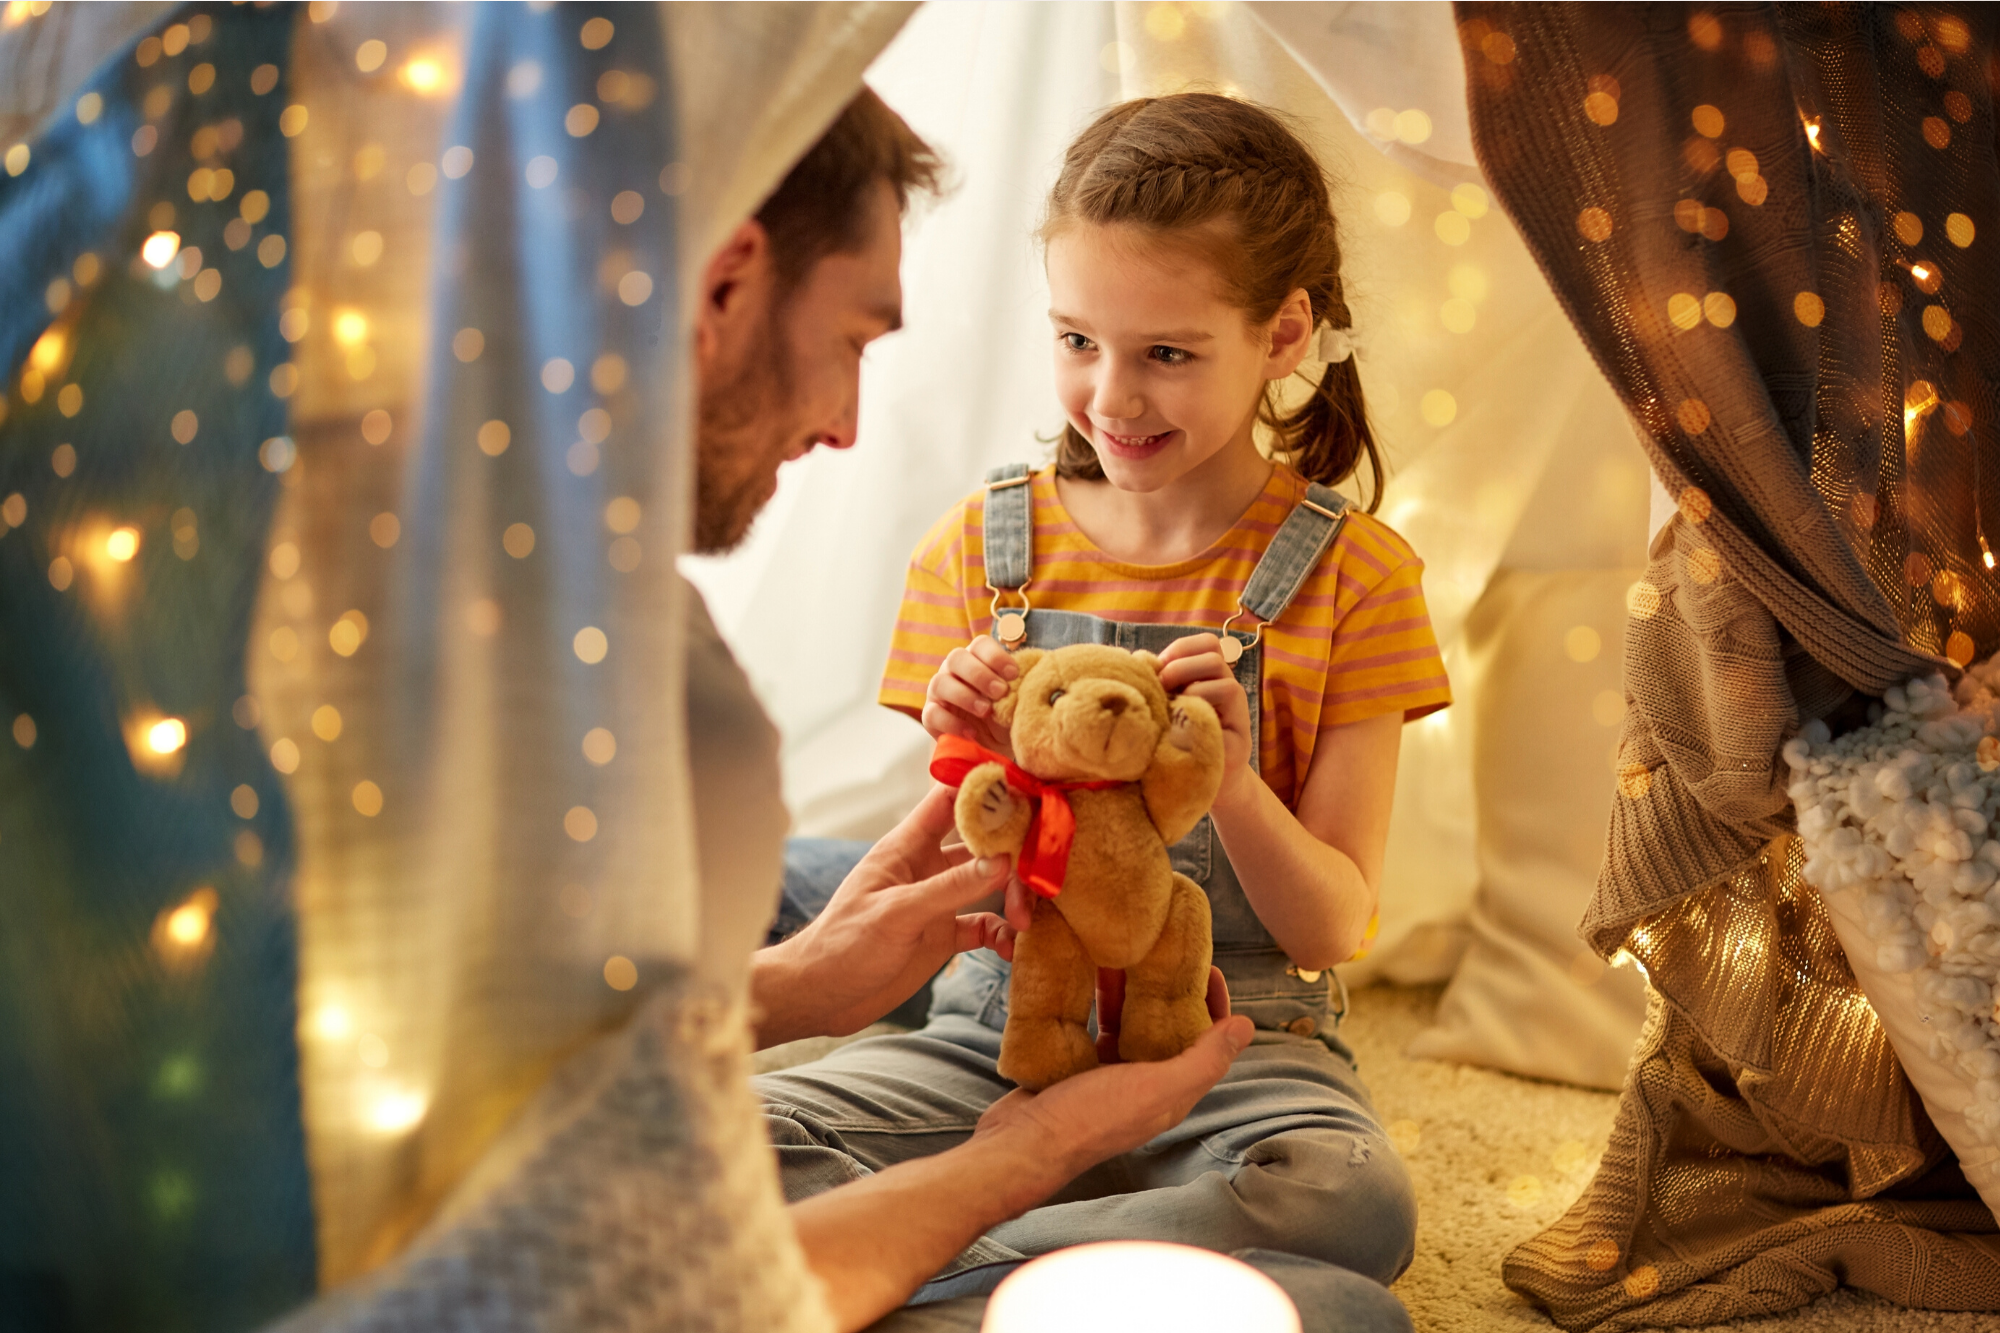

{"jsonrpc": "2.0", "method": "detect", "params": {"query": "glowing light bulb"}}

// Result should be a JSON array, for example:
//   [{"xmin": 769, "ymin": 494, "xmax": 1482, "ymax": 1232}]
[
  {"xmin": 310, "ymin": 1005, "xmax": 354, "ymax": 1039},
  {"xmin": 105, "ymin": 527, "xmax": 139, "ymax": 561},
  {"xmin": 147, "ymin": 717, "xmax": 187, "ymax": 754},
  {"xmin": 366, "ymin": 1088, "xmax": 428, "ymax": 1134},
  {"xmin": 985, "ymin": 1243, "xmax": 1300, "ymax": 1333},
  {"xmin": 400, "ymin": 57, "xmax": 444, "ymax": 91},
  {"xmin": 1912, "ymin": 264, "xmax": 1932, "ymax": 281},
  {"xmin": 1803, "ymin": 117, "xmax": 1822, "ymax": 151},
  {"xmin": 28, "ymin": 328, "xmax": 64, "ymax": 372},
  {"xmin": 152, "ymin": 887, "xmax": 217, "ymax": 962},
  {"xmin": 332, "ymin": 308, "xmax": 369, "ymax": 346},
  {"xmin": 142, "ymin": 230, "xmax": 182, "ymax": 268},
  {"xmin": 165, "ymin": 903, "xmax": 208, "ymax": 944}
]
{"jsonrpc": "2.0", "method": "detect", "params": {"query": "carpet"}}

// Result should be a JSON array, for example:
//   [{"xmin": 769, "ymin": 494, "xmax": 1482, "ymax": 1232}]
[{"xmin": 756, "ymin": 986, "xmax": 2000, "ymax": 1331}]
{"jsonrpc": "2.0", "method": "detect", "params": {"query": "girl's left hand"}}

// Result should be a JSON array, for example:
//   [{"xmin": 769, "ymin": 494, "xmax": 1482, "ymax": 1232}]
[{"xmin": 1154, "ymin": 633, "xmax": 1253, "ymax": 776}]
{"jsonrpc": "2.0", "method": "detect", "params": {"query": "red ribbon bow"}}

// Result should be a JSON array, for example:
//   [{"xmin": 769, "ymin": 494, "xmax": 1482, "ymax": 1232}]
[{"xmin": 929, "ymin": 734, "xmax": 1124, "ymax": 898}]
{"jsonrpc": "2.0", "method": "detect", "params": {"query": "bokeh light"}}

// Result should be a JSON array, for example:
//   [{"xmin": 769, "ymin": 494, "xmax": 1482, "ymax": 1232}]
[{"xmin": 148, "ymin": 717, "xmax": 187, "ymax": 754}]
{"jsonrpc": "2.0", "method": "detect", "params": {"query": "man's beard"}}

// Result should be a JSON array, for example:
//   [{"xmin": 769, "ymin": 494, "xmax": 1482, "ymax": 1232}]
[{"xmin": 694, "ymin": 305, "xmax": 798, "ymax": 555}]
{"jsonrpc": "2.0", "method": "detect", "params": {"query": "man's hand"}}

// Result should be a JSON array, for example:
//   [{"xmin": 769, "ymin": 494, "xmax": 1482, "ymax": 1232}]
[
  {"xmin": 752, "ymin": 785, "xmax": 1018, "ymax": 1048},
  {"xmin": 789, "ymin": 1007, "xmax": 1253, "ymax": 1333},
  {"xmin": 972, "ymin": 1009, "xmax": 1254, "ymax": 1179}
]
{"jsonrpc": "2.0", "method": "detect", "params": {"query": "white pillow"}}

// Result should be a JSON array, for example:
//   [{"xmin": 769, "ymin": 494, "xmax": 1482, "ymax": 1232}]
[
  {"xmin": 1407, "ymin": 569, "xmax": 1648, "ymax": 1090},
  {"xmin": 1791, "ymin": 662, "xmax": 2000, "ymax": 1220}
]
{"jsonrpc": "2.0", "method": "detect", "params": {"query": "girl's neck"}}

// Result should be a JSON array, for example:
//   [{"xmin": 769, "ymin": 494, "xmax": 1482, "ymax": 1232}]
[{"xmin": 1055, "ymin": 431, "xmax": 1274, "ymax": 565}]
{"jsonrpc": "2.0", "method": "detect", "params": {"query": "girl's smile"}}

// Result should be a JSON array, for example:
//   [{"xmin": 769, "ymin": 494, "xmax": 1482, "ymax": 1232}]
[{"xmin": 1097, "ymin": 427, "xmax": 1179, "ymax": 460}]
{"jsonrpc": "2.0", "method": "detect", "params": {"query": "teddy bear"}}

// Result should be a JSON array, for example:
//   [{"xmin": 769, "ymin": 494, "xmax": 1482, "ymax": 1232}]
[{"xmin": 930, "ymin": 643, "xmax": 1227, "ymax": 1090}]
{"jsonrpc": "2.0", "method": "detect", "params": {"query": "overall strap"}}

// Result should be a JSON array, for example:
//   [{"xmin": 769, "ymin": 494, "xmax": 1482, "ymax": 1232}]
[
  {"xmin": 981, "ymin": 464, "xmax": 1034, "ymax": 645},
  {"xmin": 1234, "ymin": 482, "xmax": 1352, "ymax": 629}
]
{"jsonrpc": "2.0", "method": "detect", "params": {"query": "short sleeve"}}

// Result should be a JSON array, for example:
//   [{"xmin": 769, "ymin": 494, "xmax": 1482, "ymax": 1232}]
[
  {"xmin": 1320, "ymin": 519, "xmax": 1453, "ymax": 728},
  {"xmin": 878, "ymin": 508, "xmax": 972, "ymax": 719}
]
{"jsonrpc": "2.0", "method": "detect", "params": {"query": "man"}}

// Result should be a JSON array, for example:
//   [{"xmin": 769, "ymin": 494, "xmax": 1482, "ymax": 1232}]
[{"xmin": 690, "ymin": 90, "xmax": 1410, "ymax": 1333}]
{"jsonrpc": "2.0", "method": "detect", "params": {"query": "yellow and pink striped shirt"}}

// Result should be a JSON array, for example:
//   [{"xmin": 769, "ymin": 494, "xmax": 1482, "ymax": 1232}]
[{"xmin": 879, "ymin": 464, "xmax": 1451, "ymax": 810}]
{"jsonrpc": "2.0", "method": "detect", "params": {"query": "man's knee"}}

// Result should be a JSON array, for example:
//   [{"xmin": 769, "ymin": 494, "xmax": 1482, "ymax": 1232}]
[
  {"xmin": 758, "ymin": 1102, "xmax": 872, "ymax": 1202},
  {"xmin": 1237, "ymin": 1128, "xmax": 1417, "ymax": 1284}
]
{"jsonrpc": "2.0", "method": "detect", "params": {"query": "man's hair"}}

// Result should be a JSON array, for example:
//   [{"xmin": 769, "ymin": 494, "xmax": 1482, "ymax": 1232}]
[{"xmin": 756, "ymin": 86, "xmax": 944, "ymax": 292}]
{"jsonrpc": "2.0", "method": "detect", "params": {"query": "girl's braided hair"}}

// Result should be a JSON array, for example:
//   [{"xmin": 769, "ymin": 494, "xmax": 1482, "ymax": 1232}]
[{"xmin": 1042, "ymin": 93, "xmax": 1381, "ymax": 510}]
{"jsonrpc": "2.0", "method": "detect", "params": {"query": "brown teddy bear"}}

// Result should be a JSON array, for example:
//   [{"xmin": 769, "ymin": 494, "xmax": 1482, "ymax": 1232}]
[{"xmin": 930, "ymin": 643, "xmax": 1227, "ymax": 1090}]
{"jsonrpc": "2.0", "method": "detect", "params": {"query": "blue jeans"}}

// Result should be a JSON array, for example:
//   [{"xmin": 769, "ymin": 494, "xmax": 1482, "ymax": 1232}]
[
  {"xmin": 765, "ymin": 838, "xmax": 877, "ymax": 944},
  {"xmin": 758, "ymin": 839, "xmax": 1415, "ymax": 1333}
]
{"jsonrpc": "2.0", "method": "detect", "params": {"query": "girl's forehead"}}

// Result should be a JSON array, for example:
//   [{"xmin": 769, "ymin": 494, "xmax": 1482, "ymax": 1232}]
[{"xmin": 1045, "ymin": 224, "xmax": 1235, "ymax": 329}]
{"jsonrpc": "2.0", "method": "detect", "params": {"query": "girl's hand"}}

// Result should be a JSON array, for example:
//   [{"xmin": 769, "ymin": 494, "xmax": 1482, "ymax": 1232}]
[
  {"xmin": 922, "ymin": 635, "xmax": 1022, "ymax": 756},
  {"xmin": 1155, "ymin": 634, "xmax": 1253, "ymax": 779}
]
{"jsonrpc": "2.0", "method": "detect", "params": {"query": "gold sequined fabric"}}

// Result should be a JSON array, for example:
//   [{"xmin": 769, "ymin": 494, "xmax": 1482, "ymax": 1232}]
[
  {"xmin": 1454, "ymin": 3, "xmax": 2000, "ymax": 1324},
  {"xmin": 1504, "ymin": 839, "xmax": 2000, "ymax": 1327}
]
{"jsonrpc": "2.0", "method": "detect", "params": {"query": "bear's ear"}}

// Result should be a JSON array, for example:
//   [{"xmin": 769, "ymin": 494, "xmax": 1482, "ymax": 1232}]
[
  {"xmin": 1133, "ymin": 649, "xmax": 1163, "ymax": 675},
  {"xmin": 991, "ymin": 647, "xmax": 1047, "ymax": 729}
]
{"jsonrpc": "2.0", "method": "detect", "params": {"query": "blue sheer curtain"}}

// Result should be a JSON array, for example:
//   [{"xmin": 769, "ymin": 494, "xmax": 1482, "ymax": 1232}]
[{"xmin": 0, "ymin": 5, "xmax": 314, "ymax": 1329}]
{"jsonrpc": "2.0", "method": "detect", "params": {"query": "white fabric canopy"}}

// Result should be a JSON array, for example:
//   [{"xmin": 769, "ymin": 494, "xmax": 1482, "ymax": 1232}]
[{"xmin": 685, "ymin": 0, "xmax": 1650, "ymax": 986}]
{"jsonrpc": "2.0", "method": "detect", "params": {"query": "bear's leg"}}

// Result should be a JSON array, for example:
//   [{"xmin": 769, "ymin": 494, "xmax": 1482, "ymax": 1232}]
[
  {"xmin": 1118, "ymin": 872, "xmax": 1213, "ymax": 1064},
  {"xmin": 998, "ymin": 897, "xmax": 1097, "ymax": 1091}
]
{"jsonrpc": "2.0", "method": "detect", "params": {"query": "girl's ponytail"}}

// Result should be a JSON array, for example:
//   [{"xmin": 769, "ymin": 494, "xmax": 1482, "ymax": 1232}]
[{"xmin": 1043, "ymin": 94, "xmax": 1382, "ymax": 511}]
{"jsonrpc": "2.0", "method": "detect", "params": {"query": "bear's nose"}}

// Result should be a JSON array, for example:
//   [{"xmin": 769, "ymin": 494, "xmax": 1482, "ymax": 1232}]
[{"xmin": 1100, "ymin": 695, "xmax": 1128, "ymax": 716}]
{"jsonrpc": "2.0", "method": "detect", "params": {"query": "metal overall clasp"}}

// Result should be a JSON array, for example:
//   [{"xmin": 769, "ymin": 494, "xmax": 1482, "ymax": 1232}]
[{"xmin": 1217, "ymin": 606, "xmax": 1264, "ymax": 666}]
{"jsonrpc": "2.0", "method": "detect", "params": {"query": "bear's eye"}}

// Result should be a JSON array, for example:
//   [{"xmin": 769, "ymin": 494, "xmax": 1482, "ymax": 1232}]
[{"xmin": 1046, "ymin": 688, "xmax": 1065, "ymax": 706}]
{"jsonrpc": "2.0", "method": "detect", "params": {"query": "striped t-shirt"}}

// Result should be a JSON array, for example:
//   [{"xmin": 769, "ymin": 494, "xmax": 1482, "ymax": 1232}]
[{"xmin": 879, "ymin": 463, "xmax": 1451, "ymax": 810}]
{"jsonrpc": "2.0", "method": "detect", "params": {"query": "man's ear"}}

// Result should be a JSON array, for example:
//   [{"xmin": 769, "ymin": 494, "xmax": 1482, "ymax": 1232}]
[
  {"xmin": 694, "ymin": 218, "xmax": 774, "ymax": 375},
  {"xmin": 990, "ymin": 647, "xmax": 1047, "ymax": 729}
]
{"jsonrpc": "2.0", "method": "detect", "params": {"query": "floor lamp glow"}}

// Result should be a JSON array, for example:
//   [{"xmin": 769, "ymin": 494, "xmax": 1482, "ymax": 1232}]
[{"xmin": 982, "ymin": 1242, "xmax": 1302, "ymax": 1333}]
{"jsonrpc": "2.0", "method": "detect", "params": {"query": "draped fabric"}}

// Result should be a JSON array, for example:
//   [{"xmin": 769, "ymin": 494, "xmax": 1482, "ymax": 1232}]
[
  {"xmin": 0, "ymin": 8, "xmax": 316, "ymax": 1326},
  {"xmin": 1456, "ymin": 3, "xmax": 2000, "ymax": 1324},
  {"xmin": 263, "ymin": 2, "xmax": 703, "ymax": 1280},
  {"xmin": 687, "ymin": 0, "xmax": 1654, "ymax": 991},
  {"xmin": 0, "ymin": 2, "xmax": 909, "ymax": 1327}
]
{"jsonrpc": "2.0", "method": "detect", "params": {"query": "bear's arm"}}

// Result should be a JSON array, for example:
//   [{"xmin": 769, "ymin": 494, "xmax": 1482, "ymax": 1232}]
[
  {"xmin": 954, "ymin": 762, "xmax": 1033, "ymax": 858},
  {"xmin": 1142, "ymin": 695, "xmax": 1226, "ymax": 845}
]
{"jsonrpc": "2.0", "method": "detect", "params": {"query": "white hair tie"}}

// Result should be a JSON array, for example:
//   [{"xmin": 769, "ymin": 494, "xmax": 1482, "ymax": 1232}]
[{"xmin": 1312, "ymin": 322, "xmax": 1356, "ymax": 365}]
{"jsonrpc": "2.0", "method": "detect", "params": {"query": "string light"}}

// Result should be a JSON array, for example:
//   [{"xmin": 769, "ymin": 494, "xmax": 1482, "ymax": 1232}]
[
  {"xmin": 1904, "ymin": 381, "xmax": 1939, "ymax": 437},
  {"xmin": 152, "ymin": 887, "xmax": 218, "ymax": 967},
  {"xmin": 141, "ymin": 230, "xmax": 181, "ymax": 269},
  {"xmin": 398, "ymin": 55, "xmax": 448, "ymax": 93},
  {"xmin": 365, "ymin": 1087, "xmax": 427, "ymax": 1134},
  {"xmin": 147, "ymin": 718, "xmax": 187, "ymax": 754},
  {"xmin": 165, "ymin": 901, "xmax": 209, "ymax": 945}
]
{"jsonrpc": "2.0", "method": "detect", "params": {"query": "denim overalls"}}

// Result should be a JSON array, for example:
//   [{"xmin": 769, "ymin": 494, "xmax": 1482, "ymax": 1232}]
[
  {"xmin": 755, "ymin": 466, "xmax": 1419, "ymax": 1317},
  {"xmin": 929, "ymin": 463, "xmax": 1354, "ymax": 1043}
]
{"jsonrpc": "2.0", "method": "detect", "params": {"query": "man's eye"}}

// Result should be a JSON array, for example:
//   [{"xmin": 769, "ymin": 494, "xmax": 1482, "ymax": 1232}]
[{"xmin": 1047, "ymin": 688, "xmax": 1065, "ymax": 705}]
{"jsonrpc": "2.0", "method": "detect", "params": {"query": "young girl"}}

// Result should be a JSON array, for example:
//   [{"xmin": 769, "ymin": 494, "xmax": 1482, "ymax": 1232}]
[{"xmin": 758, "ymin": 94, "xmax": 1446, "ymax": 1322}]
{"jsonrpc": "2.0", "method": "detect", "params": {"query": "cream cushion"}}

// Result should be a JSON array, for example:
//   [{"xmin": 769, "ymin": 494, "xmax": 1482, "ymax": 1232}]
[{"xmin": 1407, "ymin": 569, "xmax": 1649, "ymax": 1090}]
